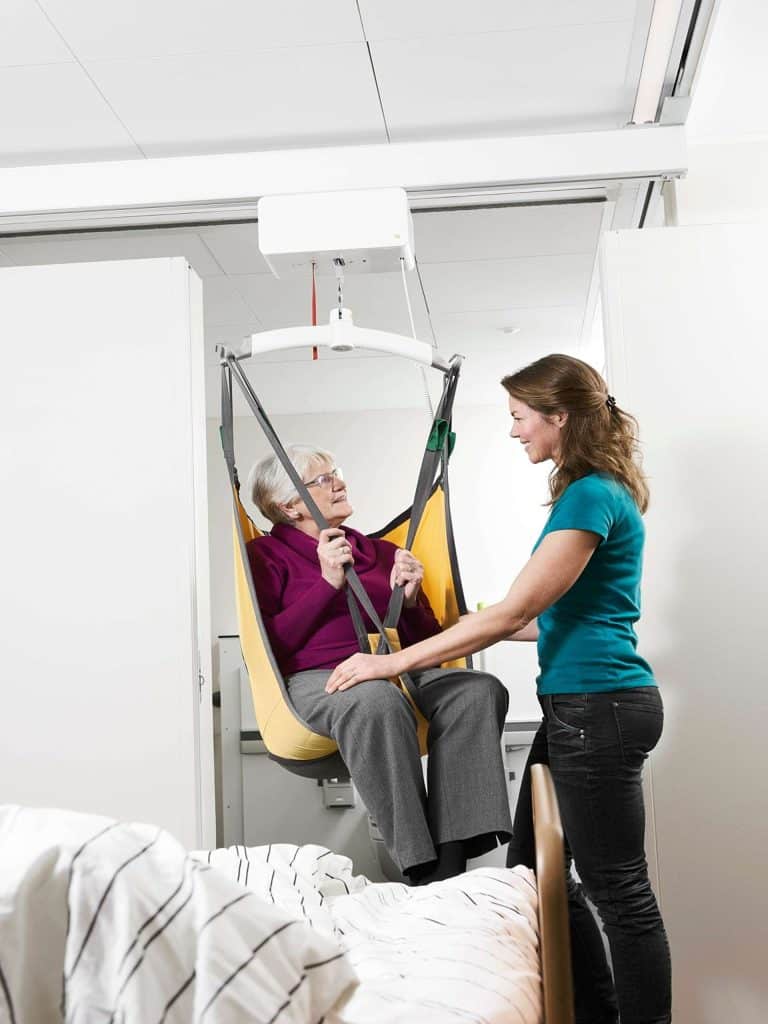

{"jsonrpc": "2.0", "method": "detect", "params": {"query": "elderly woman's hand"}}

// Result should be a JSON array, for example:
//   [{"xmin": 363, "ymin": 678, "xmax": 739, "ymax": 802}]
[
  {"xmin": 390, "ymin": 549, "xmax": 424, "ymax": 607},
  {"xmin": 317, "ymin": 528, "xmax": 354, "ymax": 589}
]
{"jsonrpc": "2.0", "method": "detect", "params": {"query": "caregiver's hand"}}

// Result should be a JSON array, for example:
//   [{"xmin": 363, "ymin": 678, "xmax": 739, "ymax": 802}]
[{"xmin": 325, "ymin": 651, "xmax": 404, "ymax": 693}]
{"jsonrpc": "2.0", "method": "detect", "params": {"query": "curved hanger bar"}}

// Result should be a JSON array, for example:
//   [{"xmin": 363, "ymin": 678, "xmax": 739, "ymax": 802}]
[{"xmin": 240, "ymin": 310, "xmax": 451, "ymax": 373}]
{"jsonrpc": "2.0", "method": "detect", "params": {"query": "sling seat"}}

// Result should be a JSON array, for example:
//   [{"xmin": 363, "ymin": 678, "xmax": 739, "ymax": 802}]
[{"xmin": 220, "ymin": 344, "xmax": 469, "ymax": 780}]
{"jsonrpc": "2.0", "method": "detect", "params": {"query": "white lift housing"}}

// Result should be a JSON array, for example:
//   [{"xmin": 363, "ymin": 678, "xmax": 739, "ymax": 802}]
[{"xmin": 257, "ymin": 187, "xmax": 415, "ymax": 278}]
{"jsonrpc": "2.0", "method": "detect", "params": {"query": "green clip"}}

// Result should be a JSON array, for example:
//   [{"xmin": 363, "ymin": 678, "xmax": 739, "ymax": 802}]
[{"xmin": 427, "ymin": 419, "xmax": 457, "ymax": 454}]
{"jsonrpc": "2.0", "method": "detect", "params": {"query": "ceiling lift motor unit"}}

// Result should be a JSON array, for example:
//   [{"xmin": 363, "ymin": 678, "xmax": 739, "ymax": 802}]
[
  {"xmin": 256, "ymin": 187, "xmax": 416, "ymax": 278},
  {"xmin": 248, "ymin": 187, "xmax": 446, "ymax": 368}
]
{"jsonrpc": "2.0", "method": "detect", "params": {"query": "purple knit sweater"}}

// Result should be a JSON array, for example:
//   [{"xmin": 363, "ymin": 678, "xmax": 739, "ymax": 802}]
[{"xmin": 247, "ymin": 523, "xmax": 442, "ymax": 676}]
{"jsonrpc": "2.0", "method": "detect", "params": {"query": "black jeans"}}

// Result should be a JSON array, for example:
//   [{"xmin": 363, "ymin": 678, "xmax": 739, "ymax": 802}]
[{"xmin": 507, "ymin": 687, "xmax": 671, "ymax": 1024}]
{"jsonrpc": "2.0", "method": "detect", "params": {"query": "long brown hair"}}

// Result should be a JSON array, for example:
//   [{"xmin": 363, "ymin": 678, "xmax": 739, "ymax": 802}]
[{"xmin": 501, "ymin": 354, "xmax": 649, "ymax": 513}]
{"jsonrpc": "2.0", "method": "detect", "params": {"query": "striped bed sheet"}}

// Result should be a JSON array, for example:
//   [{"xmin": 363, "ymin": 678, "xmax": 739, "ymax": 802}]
[
  {"xmin": 199, "ymin": 845, "xmax": 542, "ymax": 1024},
  {"xmin": 0, "ymin": 807, "xmax": 542, "ymax": 1024}
]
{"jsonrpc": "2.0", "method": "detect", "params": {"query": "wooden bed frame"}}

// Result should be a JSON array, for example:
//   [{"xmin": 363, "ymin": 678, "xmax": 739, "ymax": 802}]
[{"xmin": 531, "ymin": 763, "xmax": 575, "ymax": 1024}]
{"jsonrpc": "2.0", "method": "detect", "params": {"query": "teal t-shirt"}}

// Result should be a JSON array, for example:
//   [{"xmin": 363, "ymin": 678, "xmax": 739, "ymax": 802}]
[{"xmin": 533, "ymin": 472, "xmax": 656, "ymax": 694}]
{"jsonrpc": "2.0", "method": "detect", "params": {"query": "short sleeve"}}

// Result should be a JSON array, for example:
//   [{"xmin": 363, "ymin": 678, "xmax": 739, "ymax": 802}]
[{"xmin": 546, "ymin": 475, "xmax": 615, "ymax": 541}]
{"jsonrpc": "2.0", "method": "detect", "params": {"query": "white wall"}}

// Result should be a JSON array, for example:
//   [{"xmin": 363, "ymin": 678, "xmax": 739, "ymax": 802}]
[
  {"xmin": 206, "ymin": 396, "xmax": 557, "ymax": 721},
  {"xmin": 670, "ymin": 138, "xmax": 768, "ymax": 228},
  {"xmin": 601, "ymin": 222, "xmax": 768, "ymax": 1022},
  {"xmin": 0, "ymin": 258, "xmax": 214, "ymax": 848}
]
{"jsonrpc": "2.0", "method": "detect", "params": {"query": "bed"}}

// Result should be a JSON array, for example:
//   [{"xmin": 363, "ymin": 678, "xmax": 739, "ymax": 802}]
[{"xmin": 0, "ymin": 766, "xmax": 572, "ymax": 1024}]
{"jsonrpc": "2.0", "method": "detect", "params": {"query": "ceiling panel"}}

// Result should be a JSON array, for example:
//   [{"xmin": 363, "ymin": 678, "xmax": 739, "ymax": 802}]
[
  {"xmin": 359, "ymin": 0, "xmax": 641, "ymax": 39},
  {"xmin": 0, "ymin": 0, "xmax": 73, "ymax": 66},
  {"xmin": 419, "ymin": 254, "xmax": 594, "ymax": 314},
  {"xmin": 0, "ymin": 63, "xmax": 140, "ymax": 167},
  {"xmin": 0, "ymin": 229, "xmax": 223, "ymax": 277},
  {"xmin": 38, "ymin": 0, "xmax": 364, "ymax": 60},
  {"xmin": 414, "ymin": 203, "xmax": 604, "ymax": 262},
  {"xmin": 84, "ymin": 45, "xmax": 386, "ymax": 157},
  {"xmin": 197, "ymin": 224, "xmax": 271, "ymax": 276},
  {"xmin": 372, "ymin": 23, "xmax": 636, "ymax": 141},
  {"xmin": 430, "ymin": 306, "xmax": 584, "ymax": 354},
  {"xmin": 0, "ymin": 0, "xmax": 663, "ymax": 169}
]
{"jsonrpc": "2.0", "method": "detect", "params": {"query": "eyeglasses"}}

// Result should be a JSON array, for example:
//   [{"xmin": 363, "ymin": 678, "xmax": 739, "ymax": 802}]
[{"xmin": 303, "ymin": 467, "xmax": 344, "ymax": 490}]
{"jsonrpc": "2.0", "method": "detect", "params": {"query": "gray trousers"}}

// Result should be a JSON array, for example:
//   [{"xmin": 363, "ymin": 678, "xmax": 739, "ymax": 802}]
[{"xmin": 286, "ymin": 667, "xmax": 513, "ymax": 872}]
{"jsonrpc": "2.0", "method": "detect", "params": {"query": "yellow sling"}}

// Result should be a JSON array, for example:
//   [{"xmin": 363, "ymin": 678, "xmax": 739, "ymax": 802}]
[{"xmin": 221, "ymin": 350, "xmax": 468, "ymax": 778}]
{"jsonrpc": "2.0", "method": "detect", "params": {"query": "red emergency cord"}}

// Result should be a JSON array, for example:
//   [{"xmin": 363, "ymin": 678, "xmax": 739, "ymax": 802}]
[{"xmin": 311, "ymin": 261, "xmax": 318, "ymax": 360}]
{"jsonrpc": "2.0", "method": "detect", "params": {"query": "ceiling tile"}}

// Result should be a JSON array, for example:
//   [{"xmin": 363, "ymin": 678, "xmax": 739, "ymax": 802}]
[
  {"xmin": 0, "ymin": 230, "xmax": 223, "ymax": 277},
  {"xmin": 0, "ymin": 248, "xmax": 13, "ymax": 266},
  {"xmin": 38, "ymin": 0, "xmax": 364, "ymax": 60},
  {"xmin": 197, "ymin": 224, "xmax": 272, "ymax": 276},
  {"xmin": 419, "ymin": 254, "xmax": 594, "ymax": 313},
  {"xmin": 371, "ymin": 23, "xmax": 635, "ymax": 141},
  {"xmin": 0, "ymin": 63, "xmax": 140, "ymax": 166},
  {"xmin": 431, "ymin": 306, "xmax": 584, "ymax": 353},
  {"xmin": 414, "ymin": 203, "xmax": 604, "ymax": 263},
  {"xmin": 84, "ymin": 46, "xmax": 386, "ymax": 156},
  {"xmin": 0, "ymin": 0, "xmax": 73, "ymax": 66},
  {"xmin": 359, "ymin": 0, "xmax": 639, "ymax": 40}
]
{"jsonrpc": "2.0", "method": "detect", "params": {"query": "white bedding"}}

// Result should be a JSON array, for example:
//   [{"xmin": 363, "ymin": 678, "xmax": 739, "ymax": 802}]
[
  {"xmin": 0, "ymin": 807, "xmax": 354, "ymax": 1024},
  {"xmin": 200, "ymin": 845, "xmax": 543, "ymax": 1024},
  {"xmin": 0, "ymin": 807, "xmax": 542, "ymax": 1024}
]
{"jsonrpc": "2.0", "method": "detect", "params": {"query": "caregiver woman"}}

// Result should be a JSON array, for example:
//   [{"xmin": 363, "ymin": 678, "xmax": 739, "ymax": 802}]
[{"xmin": 327, "ymin": 353, "xmax": 671, "ymax": 1024}]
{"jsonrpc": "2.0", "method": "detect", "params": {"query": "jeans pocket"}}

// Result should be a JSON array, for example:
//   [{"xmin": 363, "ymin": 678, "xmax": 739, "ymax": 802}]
[
  {"xmin": 547, "ymin": 698, "xmax": 586, "ymax": 738},
  {"xmin": 611, "ymin": 698, "xmax": 663, "ymax": 765}
]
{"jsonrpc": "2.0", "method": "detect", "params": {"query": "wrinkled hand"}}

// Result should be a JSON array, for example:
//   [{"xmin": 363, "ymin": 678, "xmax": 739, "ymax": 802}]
[
  {"xmin": 317, "ymin": 528, "xmax": 354, "ymax": 590},
  {"xmin": 389, "ymin": 548, "xmax": 424, "ymax": 607},
  {"xmin": 325, "ymin": 652, "xmax": 402, "ymax": 693}
]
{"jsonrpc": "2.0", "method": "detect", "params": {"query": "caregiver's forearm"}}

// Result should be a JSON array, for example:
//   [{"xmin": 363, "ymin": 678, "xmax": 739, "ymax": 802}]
[{"xmin": 395, "ymin": 602, "xmax": 529, "ymax": 672}]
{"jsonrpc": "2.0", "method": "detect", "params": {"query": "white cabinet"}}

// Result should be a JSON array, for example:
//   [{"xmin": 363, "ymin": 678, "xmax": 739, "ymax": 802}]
[
  {"xmin": 600, "ymin": 224, "xmax": 768, "ymax": 1022},
  {"xmin": 0, "ymin": 258, "xmax": 214, "ymax": 849}
]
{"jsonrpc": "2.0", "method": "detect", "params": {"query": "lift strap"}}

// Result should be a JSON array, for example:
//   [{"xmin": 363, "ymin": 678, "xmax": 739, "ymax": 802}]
[
  {"xmin": 223, "ymin": 354, "xmax": 395, "ymax": 653},
  {"xmin": 221, "ymin": 351, "xmax": 461, "ymax": 661}
]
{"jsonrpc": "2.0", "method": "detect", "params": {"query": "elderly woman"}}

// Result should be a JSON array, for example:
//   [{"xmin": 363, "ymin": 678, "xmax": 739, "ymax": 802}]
[{"xmin": 246, "ymin": 444, "xmax": 512, "ymax": 884}]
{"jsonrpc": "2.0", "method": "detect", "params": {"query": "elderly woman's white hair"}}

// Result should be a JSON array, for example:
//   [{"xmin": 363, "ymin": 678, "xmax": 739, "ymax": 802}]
[{"xmin": 247, "ymin": 444, "xmax": 336, "ymax": 525}]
